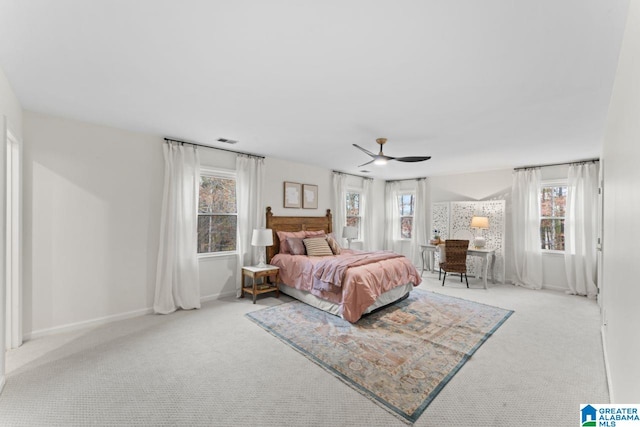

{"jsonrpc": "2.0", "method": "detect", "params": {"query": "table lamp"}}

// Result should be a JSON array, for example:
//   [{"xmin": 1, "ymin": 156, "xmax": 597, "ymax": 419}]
[
  {"xmin": 342, "ymin": 226, "xmax": 358, "ymax": 249},
  {"xmin": 470, "ymin": 216, "xmax": 489, "ymax": 248},
  {"xmin": 251, "ymin": 228, "xmax": 273, "ymax": 267}
]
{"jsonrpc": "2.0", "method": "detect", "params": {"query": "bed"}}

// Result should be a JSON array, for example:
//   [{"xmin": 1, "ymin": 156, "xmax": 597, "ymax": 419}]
[{"xmin": 265, "ymin": 207, "xmax": 422, "ymax": 322}]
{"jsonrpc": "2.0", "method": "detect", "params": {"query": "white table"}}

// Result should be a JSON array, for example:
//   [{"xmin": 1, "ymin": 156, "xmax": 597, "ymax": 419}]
[{"xmin": 419, "ymin": 244, "xmax": 497, "ymax": 289}]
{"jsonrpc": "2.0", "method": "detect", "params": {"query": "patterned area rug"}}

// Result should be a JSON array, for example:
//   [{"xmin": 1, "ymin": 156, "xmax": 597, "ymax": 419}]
[{"xmin": 246, "ymin": 289, "xmax": 513, "ymax": 424}]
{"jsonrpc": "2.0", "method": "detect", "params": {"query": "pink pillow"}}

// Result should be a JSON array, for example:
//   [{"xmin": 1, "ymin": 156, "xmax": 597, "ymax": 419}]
[
  {"xmin": 305, "ymin": 230, "xmax": 326, "ymax": 238},
  {"xmin": 277, "ymin": 231, "xmax": 306, "ymax": 254},
  {"xmin": 287, "ymin": 237, "xmax": 307, "ymax": 255}
]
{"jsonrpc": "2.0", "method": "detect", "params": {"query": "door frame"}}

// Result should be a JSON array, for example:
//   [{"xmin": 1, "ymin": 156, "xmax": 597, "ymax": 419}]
[{"xmin": 5, "ymin": 116, "xmax": 22, "ymax": 350}]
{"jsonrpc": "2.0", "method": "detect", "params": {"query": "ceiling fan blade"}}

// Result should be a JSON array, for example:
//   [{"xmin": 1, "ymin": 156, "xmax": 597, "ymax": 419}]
[
  {"xmin": 394, "ymin": 156, "xmax": 432, "ymax": 163},
  {"xmin": 353, "ymin": 144, "xmax": 376, "ymax": 158},
  {"xmin": 358, "ymin": 159, "xmax": 375, "ymax": 167}
]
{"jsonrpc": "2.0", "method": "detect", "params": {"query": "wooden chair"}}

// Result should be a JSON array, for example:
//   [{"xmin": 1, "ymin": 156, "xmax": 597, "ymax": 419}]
[{"xmin": 440, "ymin": 240, "xmax": 469, "ymax": 287}]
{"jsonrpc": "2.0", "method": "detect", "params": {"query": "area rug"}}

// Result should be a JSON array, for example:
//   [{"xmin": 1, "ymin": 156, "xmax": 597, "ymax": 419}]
[{"xmin": 246, "ymin": 289, "xmax": 513, "ymax": 424}]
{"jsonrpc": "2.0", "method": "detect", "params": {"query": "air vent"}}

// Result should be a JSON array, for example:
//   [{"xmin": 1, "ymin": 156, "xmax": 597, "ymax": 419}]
[{"xmin": 217, "ymin": 138, "xmax": 238, "ymax": 144}]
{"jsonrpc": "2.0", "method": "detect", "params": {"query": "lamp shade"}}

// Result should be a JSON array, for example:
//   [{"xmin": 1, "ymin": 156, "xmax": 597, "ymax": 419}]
[
  {"xmin": 342, "ymin": 226, "xmax": 358, "ymax": 239},
  {"xmin": 251, "ymin": 228, "xmax": 273, "ymax": 247},
  {"xmin": 470, "ymin": 216, "xmax": 489, "ymax": 229}
]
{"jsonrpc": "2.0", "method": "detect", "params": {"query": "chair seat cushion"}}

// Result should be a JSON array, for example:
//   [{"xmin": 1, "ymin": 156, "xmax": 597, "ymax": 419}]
[{"xmin": 440, "ymin": 262, "xmax": 467, "ymax": 273}]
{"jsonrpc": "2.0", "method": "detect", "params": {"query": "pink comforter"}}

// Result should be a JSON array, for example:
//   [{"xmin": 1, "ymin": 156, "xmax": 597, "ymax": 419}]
[
  {"xmin": 271, "ymin": 250, "xmax": 422, "ymax": 322},
  {"xmin": 313, "ymin": 250, "xmax": 403, "ymax": 290}
]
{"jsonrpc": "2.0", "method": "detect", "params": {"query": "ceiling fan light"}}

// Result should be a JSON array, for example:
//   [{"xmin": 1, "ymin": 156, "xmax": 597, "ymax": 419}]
[{"xmin": 374, "ymin": 158, "xmax": 388, "ymax": 165}]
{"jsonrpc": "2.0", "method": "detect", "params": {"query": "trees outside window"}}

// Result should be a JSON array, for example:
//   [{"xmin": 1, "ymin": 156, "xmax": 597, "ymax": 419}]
[
  {"xmin": 398, "ymin": 193, "xmax": 415, "ymax": 239},
  {"xmin": 346, "ymin": 191, "xmax": 361, "ymax": 239},
  {"xmin": 198, "ymin": 173, "xmax": 237, "ymax": 253},
  {"xmin": 540, "ymin": 184, "xmax": 566, "ymax": 251}
]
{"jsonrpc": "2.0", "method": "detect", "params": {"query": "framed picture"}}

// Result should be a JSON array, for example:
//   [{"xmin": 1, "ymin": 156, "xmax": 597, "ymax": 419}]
[
  {"xmin": 283, "ymin": 182, "xmax": 301, "ymax": 208},
  {"xmin": 302, "ymin": 184, "xmax": 318, "ymax": 209}
]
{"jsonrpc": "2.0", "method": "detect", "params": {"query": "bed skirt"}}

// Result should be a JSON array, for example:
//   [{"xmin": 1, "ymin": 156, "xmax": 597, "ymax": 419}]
[{"xmin": 277, "ymin": 282, "xmax": 414, "ymax": 320}]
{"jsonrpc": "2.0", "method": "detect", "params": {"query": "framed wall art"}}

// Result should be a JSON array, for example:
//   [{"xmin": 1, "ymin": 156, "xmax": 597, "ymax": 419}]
[
  {"xmin": 283, "ymin": 182, "xmax": 301, "ymax": 208},
  {"xmin": 302, "ymin": 184, "xmax": 318, "ymax": 209}
]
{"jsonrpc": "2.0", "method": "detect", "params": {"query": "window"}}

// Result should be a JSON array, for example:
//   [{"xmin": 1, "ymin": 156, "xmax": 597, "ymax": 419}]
[
  {"xmin": 346, "ymin": 191, "xmax": 361, "ymax": 239},
  {"xmin": 540, "ymin": 183, "xmax": 567, "ymax": 251},
  {"xmin": 398, "ymin": 193, "xmax": 415, "ymax": 239},
  {"xmin": 198, "ymin": 171, "xmax": 237, "ymax": 254}
]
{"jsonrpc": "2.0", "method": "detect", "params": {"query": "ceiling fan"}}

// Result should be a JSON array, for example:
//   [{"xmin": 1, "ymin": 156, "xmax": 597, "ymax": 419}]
[{"xmin": 353, "ymin": 138, "xmax": 431, "ymax": 167}]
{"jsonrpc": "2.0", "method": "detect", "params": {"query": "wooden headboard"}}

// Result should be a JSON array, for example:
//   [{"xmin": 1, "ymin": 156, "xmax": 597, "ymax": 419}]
[{"xmin": 265, "ymin": 206, "xmax": 332, "ymax": 263}]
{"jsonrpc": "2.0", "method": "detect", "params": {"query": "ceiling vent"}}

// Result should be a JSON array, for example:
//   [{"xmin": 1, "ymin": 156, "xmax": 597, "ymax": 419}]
[{"xmin": 217, "ymin": 138, "xmax": 238, "ymax": 144}]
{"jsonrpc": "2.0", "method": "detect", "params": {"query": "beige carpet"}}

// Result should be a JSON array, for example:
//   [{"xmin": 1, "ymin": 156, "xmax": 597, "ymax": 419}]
[{"xmin": 0, "ymin": 276, "xmax": 609, "ymax": 426}]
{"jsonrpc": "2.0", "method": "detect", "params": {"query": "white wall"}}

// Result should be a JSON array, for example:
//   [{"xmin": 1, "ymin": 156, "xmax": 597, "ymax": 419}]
[
  {"xmin": 0, "ymin": 67, "xmax": 23, "ymax": 140},
  {"xmin": 601, "ymin": 0, "xmax": 640, "ymax": 403},
  {"xmin": 0, "ymin": 66, "xmax": 24, "ymax": 391},
  {"xmin": 23, "ymin": 111, "xmax": 164, "ymax": 336},
  {"xmin": 430, "ymin": 169, "xmax": 512, "ymax": 203},
  {"xmin": 21, "ymin": 113, "xmax": 355, "ymax": 335},
  {"xmin": 263, "ymin": 157, "xmax": 332, "ymax": 218}
]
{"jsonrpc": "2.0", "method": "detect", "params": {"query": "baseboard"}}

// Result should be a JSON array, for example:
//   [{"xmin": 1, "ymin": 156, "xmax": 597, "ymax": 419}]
[
  {"xmin": 541, "ymin": 284, "xmax": 569, "ymax": 292},
  {"xmin": 601, "ymin": 325, "xmax": 614, "ymax": 403},
  {"xmin": 24, "ymin": 306, "xmax": 155, "ymax": 341},
  {"xmin": 201, "ymin": 290, "xmax": 237, "ymax": 303},
  {"xmin": 24, "ymin": 291, "xmax": 239, "ymax": 341}
]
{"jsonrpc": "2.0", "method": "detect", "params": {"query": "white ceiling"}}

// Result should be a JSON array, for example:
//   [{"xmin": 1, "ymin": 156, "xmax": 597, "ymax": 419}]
[{"xmin": 0, "ymin": 0, "xmax": 629, "ymax": 179}]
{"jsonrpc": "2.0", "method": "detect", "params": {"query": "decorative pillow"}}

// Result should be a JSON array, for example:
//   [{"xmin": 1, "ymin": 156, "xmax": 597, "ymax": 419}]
[
  {"xmin": 277, "ymin": 231, "xmax": 306, "ymax": 254},
  {"xmin": 304, "ymin": 230, "xmax": 326, "ymax": 238},
  {"xmin": 326, "ymin": 235, "xmax": 342, "ymax": 255},
  {"xmin": 286, "ymin": 237, "xmax": 307, "ymax": 255},
  {"xmin": 303, "ymin": 237, "xmax": 334, "ymax": 257}
]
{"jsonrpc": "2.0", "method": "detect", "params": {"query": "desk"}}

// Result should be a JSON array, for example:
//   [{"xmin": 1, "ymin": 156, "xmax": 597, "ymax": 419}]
[{"xmin": 419, "ymin": 244, "xmax": 497, "ymax": 289}]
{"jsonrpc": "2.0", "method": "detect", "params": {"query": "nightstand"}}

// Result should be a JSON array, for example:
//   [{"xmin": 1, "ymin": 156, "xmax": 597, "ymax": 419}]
[{"xmin": 241, "ymin": 265, "xmax": 280, "ymax": 304}]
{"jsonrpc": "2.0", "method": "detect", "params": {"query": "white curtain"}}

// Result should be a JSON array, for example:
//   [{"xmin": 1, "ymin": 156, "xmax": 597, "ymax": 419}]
[
  {"xmin": 154, "ymin": 142, "xmax": 201, "ymax": 314},
  {"xmin": 564, "ymin": 163, "xmax": 599, "ymax": 297},
  {"xmin": 235, "ymin": 155, "xmax": 265, "ymax": 297},
  {"xmin": 410, "ymin": 178, "xmax": 429, "ymax": 266},
  {"xmin": 512, "ymin": 168, "xmax": 543, "ymax": 289},
  {"xmin": 332, "ymin": 172, "xmax": 347, "ymax": 245},
  {"xmin": 384, "ymin": 181, "xmax": 402, "ymax": 253},
  {"xmin": 362, "ymin": 178, "xmax": 374, "ymax": 251}
]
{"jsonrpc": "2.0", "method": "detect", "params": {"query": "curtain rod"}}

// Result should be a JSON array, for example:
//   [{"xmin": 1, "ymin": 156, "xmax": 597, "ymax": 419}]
[
  {"xmin": 164, "ymin": 138, "xmax": 265, "ymax": 159},
  {"xmin": 385, "ymin": 177, "xmax": 427, "ymax": 183},
  {"xmin": 332, "ymin": 170, "xmax": 373, "ymax": 180},
  {"xmin": 514, "ymin": 158, "xmax": 599, "ymax": 171}
]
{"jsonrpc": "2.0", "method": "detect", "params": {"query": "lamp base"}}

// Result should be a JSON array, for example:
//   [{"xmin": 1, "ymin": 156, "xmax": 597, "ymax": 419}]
[
  {"xmin": 256, "ymin": 250, "xmax": 267, "ymax": 268},
  {"xmin": 473, "ymin": 236, "xmax": 486, "ymax": 249}
]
